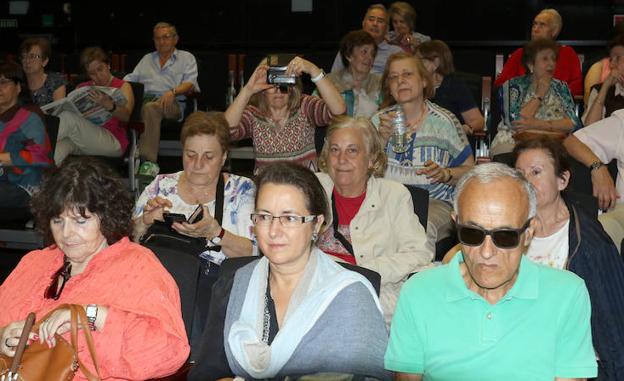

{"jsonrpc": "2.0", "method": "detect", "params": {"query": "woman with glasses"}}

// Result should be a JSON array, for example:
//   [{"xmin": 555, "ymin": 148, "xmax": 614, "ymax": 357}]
[
  {"xmin": 19, "ymin": 37, "xmax": 66, "ymax": 107},
  {"xmin": 54, "ymin": 46, "xmax": 134, "ymax": 164},
  {"xmin": 371, "ymin": 52, "xmax": 474, "ymax": 254},
  {"xmin": 226, "ymin": 55, "xmax": 346, "ymax": 174},
  {"xmin": 0, "ymin": 157, "xmax": 189, "ymax": 380},
  {"xmin": 315, "ymin": 115, "xmax": 430, "ymax": 325},
  {"xmin": 134, "ymin": 111, "xmax": 255, "ymax": 334},
  {"xmin": 189, "ymin": 162, "xmax": 390, "ymax": 380},
  {"xmin": 514, "ymin": 136, "xmax": 624, "ymax": 380},
  {"xmin": 0, "ymin": 61, "xmax": 52, "ymax": 211}
]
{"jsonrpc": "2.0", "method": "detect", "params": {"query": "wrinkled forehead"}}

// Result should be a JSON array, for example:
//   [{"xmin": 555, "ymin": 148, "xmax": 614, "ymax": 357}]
[
  {"xmin": 458, "ymin": 179, "xmax": 530, "ymax": 224},
  {"xmin": 534, "ymin": 13, "xmax": 553, "ymax": 26}
]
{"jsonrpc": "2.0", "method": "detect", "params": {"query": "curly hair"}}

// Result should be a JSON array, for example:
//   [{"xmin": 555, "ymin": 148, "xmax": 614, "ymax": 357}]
[
  {"xmin": 318, "ymin": 115, "xmax": 387, "ymax": 178},
  {"xmin": 31, "ymin": 157, "xmax": 134, "ymax": 245},
  {"xmin": 339, "ymin": 30, "xmax": 378, "ymax": 69},
  {"xmin": 521, "ymin": 38, "xmax": 559, "ymax": 72}
]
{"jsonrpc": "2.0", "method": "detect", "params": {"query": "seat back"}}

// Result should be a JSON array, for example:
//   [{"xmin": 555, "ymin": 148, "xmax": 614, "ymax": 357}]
[{"xmin": 404, "ymin": 184, "xmax": 429, "ymax": 231}]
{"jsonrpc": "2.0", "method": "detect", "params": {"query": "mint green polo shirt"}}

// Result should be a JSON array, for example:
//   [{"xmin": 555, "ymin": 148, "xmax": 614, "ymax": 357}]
[{"xmin": 385, "ymin": 253, "xmax": 597, "ymax": 380}]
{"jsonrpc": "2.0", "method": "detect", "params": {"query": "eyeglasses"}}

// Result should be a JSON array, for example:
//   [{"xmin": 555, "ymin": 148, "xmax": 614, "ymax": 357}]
[
  {"xmin": 21, "ymin": 54, "xmax": 42, "ymax": 61},
  {"xmin": 44, "ymin": 261, "xmax": 72, "ymax": 300},
  {"xmin": 0, "ymin": 78, "xmax": 15, "ymax": 87},
  {"xmin": 456, "ymin": 220, "xmax": 531, "ymax": 249},
  {"xmin": 387, "ymin": 71, "xmax": 415, "ymax": 83},
  {"xmin": 251, "ymin": 213, "xmax": 317, "ymax": 228},
  {"xmin": 153, "ymin": 34, "xmax": 175, "ymax": 41}
]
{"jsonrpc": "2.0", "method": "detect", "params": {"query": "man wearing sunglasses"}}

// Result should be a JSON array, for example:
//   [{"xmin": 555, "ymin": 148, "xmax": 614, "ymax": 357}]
[{"xmin": 385, "ymin": 163, "xmax": 597, "ymax": 380}]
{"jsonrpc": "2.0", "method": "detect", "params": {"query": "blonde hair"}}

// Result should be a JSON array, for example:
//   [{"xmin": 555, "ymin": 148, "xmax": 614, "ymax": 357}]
[
  {"xmin": 381, "ymin": 52, "xmax": 434, "ymax": 108},
  {"xmin": 389, "ymin": 1, "xmax": 417, "ymax": 31},
  {"xmin": 318, "ymin": 115, "xmax": 387, "ymax": 178}
]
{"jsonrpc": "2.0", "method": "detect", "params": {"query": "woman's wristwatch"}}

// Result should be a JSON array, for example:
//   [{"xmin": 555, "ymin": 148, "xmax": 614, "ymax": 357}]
[
  {"xmin": 589, "ymin": 160, "xmax": 605, "ymax": 172},
  {"xmin": 209, "ymin": 227, "xmax": 225, "ymax": 245}
]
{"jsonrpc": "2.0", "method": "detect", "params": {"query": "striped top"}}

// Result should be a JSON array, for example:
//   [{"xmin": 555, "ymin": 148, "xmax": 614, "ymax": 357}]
[
  {"xmin": 371, "ymin": 100, "xmax": 472, "ymax": 203},
  {"xmin": 230, "ymin": 94, "xmax": 334, "ymax": 174}
]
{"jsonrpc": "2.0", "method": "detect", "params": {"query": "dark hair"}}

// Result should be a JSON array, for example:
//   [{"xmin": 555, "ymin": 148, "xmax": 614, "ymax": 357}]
[
  {"xmin": 0, "ymin": 61, "xmax": 25, "ymax": 85},
  {"xmin": 608, "ymin": 34, "xmax": 624, "ymax": 53},
  {"xmin": 20, "ymin": 37, "xmax": 51, "ymax": 61},
  {"xmin": 381, "ymin": 52, "xmax": 434, "ymax": 108},
  {"xmin": 417, "ymin": 40, "xmax": 455, "ymax": 76},
  {"xmin": 80, "ymin": 46, "xmax": 110, "ymax": 71},
  {"xmin": 180, "ymin": 111, "xmax": 230, "ymax": 153},
  {"xmin": 339, "ymin": 30, "xmax": 378, "ymax": 68},
  {"xmin": 31, "ymin": 157, "xmax": 134, "ymax": 245},
  {"xmin": 254, "ymin": 162, "xmax": 329, "ymax": 227},
  {"xmin": 512, "ymin": 136, "xmax": 571, "ymax": 181},
  {"xmin": 521, "ymin": 38, "xmax": 559, "ymax": 72}
]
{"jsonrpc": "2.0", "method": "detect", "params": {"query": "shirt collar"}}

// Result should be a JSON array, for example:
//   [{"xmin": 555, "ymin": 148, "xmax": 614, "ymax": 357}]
[
  {"xmin": 445, "ymin": 252, "xmax": 538, "ymax": 303},
  {"xmin": 151, "ymin": 49, "xmax": 178, "ymax": 64}
]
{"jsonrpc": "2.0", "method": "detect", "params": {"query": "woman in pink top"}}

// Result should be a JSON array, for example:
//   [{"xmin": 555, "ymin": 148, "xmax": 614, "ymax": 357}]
[
  {"xmin": 0, "ymin": 157, "xmax": 189, "ymax": 380},
  {"xmin": 54, "ymin": 46, "xmax": 135, "ymax": 164}
]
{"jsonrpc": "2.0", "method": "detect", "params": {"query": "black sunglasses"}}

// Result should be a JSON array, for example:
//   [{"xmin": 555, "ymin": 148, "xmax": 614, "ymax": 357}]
[
  {"xmin": 44, "ymin": 260, "xmax": 72, "ymax": 300},
  {"xmin": 456, "ymin": 220, "xmax": 531, "ymax": 249}
]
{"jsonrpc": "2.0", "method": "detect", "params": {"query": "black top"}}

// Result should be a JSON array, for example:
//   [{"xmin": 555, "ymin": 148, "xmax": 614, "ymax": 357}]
[
  {"xmin": 590, "ymin": 82, "xmax": 624, "ymax": 119},
  {"xmin": 431, "ymin": 74, "xmax": 478, "ymax": 124}
]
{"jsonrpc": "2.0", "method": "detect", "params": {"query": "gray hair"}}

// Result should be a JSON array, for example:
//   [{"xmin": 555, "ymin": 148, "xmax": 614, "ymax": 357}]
[
  {"xmin": 453, "ymin": 163, "xmax": 537, "ymax": 219},
  {"xmin": 538, "ymin": 8, "xmax": 562, "ymax": 37},
  {"xmin": 365, "ymin": 4, "xmax": 389, "ymax": 22},
  {"xmin": 153, "ymin": 22, "xmax": 177, "ymax": 36}
]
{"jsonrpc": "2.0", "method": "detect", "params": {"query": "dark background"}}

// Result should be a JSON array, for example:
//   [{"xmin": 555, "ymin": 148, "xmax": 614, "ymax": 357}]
[{"xmin": 1, "ymin": 0, "xmax": 624, "ymax": 110}]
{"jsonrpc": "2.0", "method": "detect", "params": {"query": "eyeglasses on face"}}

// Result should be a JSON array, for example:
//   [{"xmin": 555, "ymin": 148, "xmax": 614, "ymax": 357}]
[
  {"xmin": 21, "ymin": 53, "xmax": 42, "ymax": 61},
  {"xmin": 44, "ymin": 260, "xmax": 72, "ymax": 300},
  {"xmin": 456, "ymin": 220, "xmax": 531, "ymax": 249},
  {"xmin": 251, "ymin": 213, "xmax": 317, "ymax": 228}
]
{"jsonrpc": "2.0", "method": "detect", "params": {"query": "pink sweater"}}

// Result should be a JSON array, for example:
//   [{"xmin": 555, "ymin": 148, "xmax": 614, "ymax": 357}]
[{"xmin": 0, "ymin": 237, "xmax": 189, "ymax": 380}]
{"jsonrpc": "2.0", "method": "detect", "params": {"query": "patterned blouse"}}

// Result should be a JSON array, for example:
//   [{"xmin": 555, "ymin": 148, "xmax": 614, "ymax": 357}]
[
  {"xmin": 371, "ymin": 100, "xmax": 472, "ymax": 203},
  {"xmin": 230, "ymin": 94, "xmax": 335, "ymax": 174},
  {"xmin": 134, "ymin": 172, "xmax": 256, "ymax": 264},
  {"xmin": 30, "ymin": 72, "xmax": 66, "ymax": 107}
]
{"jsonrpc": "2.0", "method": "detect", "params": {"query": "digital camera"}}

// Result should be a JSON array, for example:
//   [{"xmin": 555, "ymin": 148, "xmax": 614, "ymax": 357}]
[{"xmin": 266, "ymin": 53, "xmax": 297, "ymax": 86}]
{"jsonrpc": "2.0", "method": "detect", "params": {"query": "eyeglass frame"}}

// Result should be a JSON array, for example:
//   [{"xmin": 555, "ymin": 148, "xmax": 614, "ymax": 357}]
[
  {"xmin": 250, "ymin": 213, "xmax": 318, "ymax": 227},
  {"xmin": 455, "ymin": 219, "xmax": 532, "ymax": 249},
  {"xmin": 44, "ymin": 261, "xmax": 72, "ymax": 300}
]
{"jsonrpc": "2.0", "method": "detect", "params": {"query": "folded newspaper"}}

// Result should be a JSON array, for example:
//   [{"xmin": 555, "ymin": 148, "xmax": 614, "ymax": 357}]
[{"xmin": 41, "ymin": 86, "xmax": 128, "ymax": 127}]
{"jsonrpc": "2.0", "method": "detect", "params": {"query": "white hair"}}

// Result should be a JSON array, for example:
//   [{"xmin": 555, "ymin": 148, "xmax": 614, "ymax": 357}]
[
  {"xmin": 153, "ymin": 22, "xmax": 177, "ymax": 37},
  {"xmin": 453, "ymin": 162, "xmax": 537, "ymax": 219},
  {"xmin": 539, "ymin": 9, "xmax": 562, "ymax": 37}
]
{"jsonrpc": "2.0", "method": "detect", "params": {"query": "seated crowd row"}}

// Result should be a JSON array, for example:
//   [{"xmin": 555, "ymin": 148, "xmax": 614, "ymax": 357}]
[{"xmin": 1, "ymin": 2, "xmax": 624, "ymax": 380}]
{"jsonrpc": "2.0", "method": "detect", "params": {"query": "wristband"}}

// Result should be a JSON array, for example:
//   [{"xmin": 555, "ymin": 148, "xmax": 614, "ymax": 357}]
[{"xmin": 311, "ymin": 69, "xmax": 326, "ymax": 83}]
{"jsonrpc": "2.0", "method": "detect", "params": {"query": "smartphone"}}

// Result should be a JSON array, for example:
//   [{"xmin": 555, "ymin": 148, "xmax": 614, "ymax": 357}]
[
  {"xmin": 187, "ymin": 204, "xmax": 204, "ymax": 224},
  {"xmin": 163, "ymin": 212, "xmax": 187, "ymax": 227}
]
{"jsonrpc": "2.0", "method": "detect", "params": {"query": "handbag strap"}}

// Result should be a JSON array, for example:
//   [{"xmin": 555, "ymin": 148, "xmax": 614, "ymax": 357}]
[
  {"xmin": 69, "ymin": 304, "xmax": 101, "ymax": 381},
  {"xmin": 215, "ymin": 172, "xmax": 225, "ymax": 225},
  {"xmin": 9, "ymin": 312, "xmax": 36, "ymax": 374},
  {"xmin": 331, "ymin": 193, "xmax": 355, "ymax": 256}
]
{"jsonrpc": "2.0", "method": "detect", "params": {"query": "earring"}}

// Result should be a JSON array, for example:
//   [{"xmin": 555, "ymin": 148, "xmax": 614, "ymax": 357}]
[{"xmin": 311, "ymin": 232, "xmax": 318, "ymax": 242}]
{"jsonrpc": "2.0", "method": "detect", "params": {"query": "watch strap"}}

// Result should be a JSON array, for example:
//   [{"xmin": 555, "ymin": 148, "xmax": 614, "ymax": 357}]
[{"xmin": 589, "ymin": 160, "xmax": 605, "ymax": 172}]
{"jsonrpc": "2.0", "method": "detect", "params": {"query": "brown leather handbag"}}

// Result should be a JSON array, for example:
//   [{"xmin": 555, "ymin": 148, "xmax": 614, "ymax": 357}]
[{"xmin": 0, "ymin": 304, "xmax": 101, "ymax": 381}]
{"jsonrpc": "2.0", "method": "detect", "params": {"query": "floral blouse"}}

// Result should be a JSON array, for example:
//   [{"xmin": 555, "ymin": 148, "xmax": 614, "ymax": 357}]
[{"xmin": 134, "ymin": 172, "xmax": 256, "ymax": 264}]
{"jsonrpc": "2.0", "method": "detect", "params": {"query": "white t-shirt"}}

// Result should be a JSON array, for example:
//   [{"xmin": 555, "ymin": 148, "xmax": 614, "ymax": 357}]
[
  {"xmin": 574, "ymin": 109, "xmax": 624, "ymax": 203},
  {"xmin": 526, "ymin": 220, "xmax": 570, "ymax": 269}
]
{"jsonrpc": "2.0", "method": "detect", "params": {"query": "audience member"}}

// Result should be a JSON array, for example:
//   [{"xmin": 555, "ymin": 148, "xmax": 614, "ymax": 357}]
[
  {"xmin": 494, "ymin": 9, "xmax": 582, "ymax": 97},
  {"xmin": 0, "ymin": 157, "xmax": 189, "ymax": 380},
  {"xmin": 124, "ymin": 21, "xmax": 199, "ymax": 177},
  {"xmin": 385, "ymin": 163, "xmax": 597, "ymax": 380},
  {"xmin": 492, "ymin": 38, "xmax": 580, "ymax": 156},
  {"xmin": 133, "ymin": 111, "xmax": 255, "ymax": 329},
  {"xmin": 514, "ymin": 137, "xmax": 624, "ymax": 380},
  {"xmin": 19, "ymin": 37, "xmax": 66, "ymax": 107},
  {"xmin": 0, "ymin": 61, "xmax": 52, "ymax": 209},
  {"xmin": 564, "ymin": 110, "xmax": 624, "ymax": 252},
  {"xmin": 54, "ymin": 46, "xmax": 134, "ymax": 164},
  {"xmin": 189, "ymin": 162, "xmax": 390, "ymax": 380},
  {"xmin": 417, "ymin": 39, "xmax": 485, "ymax": 136},
  {"xmin": 316, "ymin": 115, "xmax": 431, "ymax": 325},
  {"xmin": 225, "ymin": 55, "xmax": 345, "ymax": 173},
  {"xmin": 371, "ymin": 52, "xmax": 474, "ymax": 253},
  {"xmin": 583, "ymin": 23, "xmax": 624, "ymax": 104},
  {"xmin": 324, "ymin": 30, "xmax": 382, "ymax": 118},
  {"xmin": 386, "ymin": 1, "xmax": 430, "ymax": 54},
  {"xmin": 583, "ymin": 34, "xmax": 624, "ymax": 126},
  {"xmin": 331, "ymin": 4, "xmax": 403, "ymax": 75}
]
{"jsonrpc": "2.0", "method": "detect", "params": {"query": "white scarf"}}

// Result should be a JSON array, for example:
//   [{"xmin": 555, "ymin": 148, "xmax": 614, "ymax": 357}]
[{"xmin": 227, "ymin": 248, "xmax": 380, "ymax": 379}]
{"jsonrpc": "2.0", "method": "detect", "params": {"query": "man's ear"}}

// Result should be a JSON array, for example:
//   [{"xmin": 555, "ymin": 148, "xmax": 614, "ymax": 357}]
[{"xmin": 523, "ymin": 217, "xmax": 538, "ymax": 247}]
